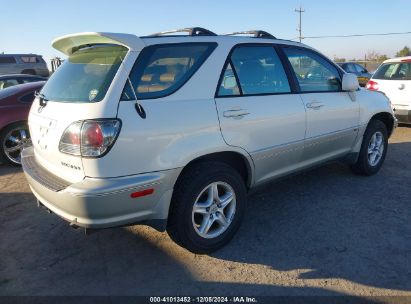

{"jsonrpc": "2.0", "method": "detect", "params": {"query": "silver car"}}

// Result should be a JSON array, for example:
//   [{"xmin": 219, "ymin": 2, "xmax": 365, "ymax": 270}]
[
  {"xmin": 22, "ymin": 28, "xmax": 396, "ymax": 253},
  {"xmin": 0, "ymin": 54, "xmax": 49, "ymax": 77}
]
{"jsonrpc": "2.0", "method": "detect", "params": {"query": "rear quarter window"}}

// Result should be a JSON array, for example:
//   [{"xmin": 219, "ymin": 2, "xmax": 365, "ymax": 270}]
[{"xmin": 121, "ymin": 43, "xmax": 217, "ymax": 100}]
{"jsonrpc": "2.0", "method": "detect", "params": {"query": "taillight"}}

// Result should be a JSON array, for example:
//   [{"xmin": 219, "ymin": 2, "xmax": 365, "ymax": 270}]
[
  {"xmin": 59, "ymin": 119, "xmax": 121, "ymax": 157},
  {"xmin": 366, "ymin": 80, "xmax": 379, "ymax": 91}
]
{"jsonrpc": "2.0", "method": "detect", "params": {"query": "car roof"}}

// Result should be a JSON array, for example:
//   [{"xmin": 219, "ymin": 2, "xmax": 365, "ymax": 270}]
[
  {"xmin": 52, "ymin": 31, "xmax": 314, "ymax": 55},
  {"xmin": 383, "ymin": 56, "xmax": 411, "ymax": 64},
  {"xmin": 141, "ymin": 35, "xmax": 307, "ymax": 48}
]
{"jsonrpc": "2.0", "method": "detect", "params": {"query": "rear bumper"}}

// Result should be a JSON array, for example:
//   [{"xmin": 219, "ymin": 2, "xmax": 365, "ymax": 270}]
[
  {"xmin": 21, "ymin": 147, "xmax": 180, "ymax": 230},
  {"xmin": 393, "ymin": 109, "xmax": 411, "ymax": 124}
]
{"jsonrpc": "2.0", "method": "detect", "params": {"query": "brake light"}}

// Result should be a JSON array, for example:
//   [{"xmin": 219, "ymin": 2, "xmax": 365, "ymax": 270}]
[
  {"xmin": 366, "ymin": 80, "xmax": 379, "ymax": 91},
  {"xmin": 83, "ymin": 122, "xmax": 104, "ymax": 148},
  {"xmin": 401, "ymin": 59, "xmax": 411, "ymax": 62},
  {"xmin": 59, "ymin": 119, "xmax": 121, "ymax": 157}
]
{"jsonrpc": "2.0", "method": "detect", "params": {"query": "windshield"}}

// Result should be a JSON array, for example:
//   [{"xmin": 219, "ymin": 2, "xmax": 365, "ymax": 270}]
[
  {"xmin": 373, "ymin": 62, "xmax": 411, "ymax": 80},
  {"xmin": 41, "ymin": 44, "xmax": 128, "ymax": 102}
]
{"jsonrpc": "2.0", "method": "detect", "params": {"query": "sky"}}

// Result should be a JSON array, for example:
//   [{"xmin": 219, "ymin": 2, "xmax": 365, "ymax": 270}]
[{"xmin": 1, "ymin": 0, "xmax": 410, "ymax": 67}]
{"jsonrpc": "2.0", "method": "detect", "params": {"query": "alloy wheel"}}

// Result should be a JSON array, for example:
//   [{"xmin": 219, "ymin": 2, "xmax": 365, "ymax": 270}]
[
  {"xmin": 2, "ymin": 127, "xmax": 31, "ymax": 165},
  {"xmin": 192, "ymin": 181, "xmax": 236, "ymax": 239}
]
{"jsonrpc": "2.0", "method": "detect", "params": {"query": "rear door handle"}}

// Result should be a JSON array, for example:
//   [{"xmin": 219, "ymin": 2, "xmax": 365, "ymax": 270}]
[
  {"xmin": 306, "ymin": 102, "xmax": 324, "ymax": 110},
  {"xmin": 223, "ymin": 109, "xmax": 250, "ymax": 118}
]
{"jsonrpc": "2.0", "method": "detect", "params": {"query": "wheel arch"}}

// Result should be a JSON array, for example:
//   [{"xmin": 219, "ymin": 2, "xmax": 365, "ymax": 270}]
[
  {"xmin": 0, "ymin": 120, "xmax": 28, "ymax": 134},
  {"xmin": 369, "ymin": 112, "xmax": 395, "ymax": 137},
  {"xmin": 176, "ymin": 151, "xmax": 254, "ymax": 190}
]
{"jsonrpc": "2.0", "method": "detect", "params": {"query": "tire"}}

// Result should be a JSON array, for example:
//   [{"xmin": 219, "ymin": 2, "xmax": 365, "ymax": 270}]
[
  {"xmin": 0, "ymin": 122, "xmax": 30, "ymax": 166},
  {"xmin": 167, "ymin": 161, "xmax": 247, "ymax": 254},
  {"xmin": 351, "ymin": 120, "xmax": 388, "ymax": 176}
]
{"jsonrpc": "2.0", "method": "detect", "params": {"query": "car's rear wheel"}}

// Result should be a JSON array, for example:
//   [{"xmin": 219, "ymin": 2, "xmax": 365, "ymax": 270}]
[
  {"xmin": 351, "ymin": 120, "xmax": 388, "ymax": 175},
  {"xmin": 167, "ymin": 161, "xmax": 247, "ymax": 253},
  {"xmin": 0, "ymin": 122, "xmax": 31, "ymax": 166}
]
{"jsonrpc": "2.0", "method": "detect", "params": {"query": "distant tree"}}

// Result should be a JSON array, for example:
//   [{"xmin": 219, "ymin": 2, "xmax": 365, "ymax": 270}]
[
  {"xmin": 366, "ymin": 50, "xmax": 380, "ymax": 61},
  {"xmin": 333, "ymin": 57, "xmax": 346, "ymax": 62},
  {"xmin": 377, "ymin": 54, "xmax": 389, "ymax": 62},
  {"xmin": 365, "ymin": 51, "xmax": 389, "ymax": 62},
  {"xmin": 396, "ymin": 46, "xmax": 411, "ymax": 57}
]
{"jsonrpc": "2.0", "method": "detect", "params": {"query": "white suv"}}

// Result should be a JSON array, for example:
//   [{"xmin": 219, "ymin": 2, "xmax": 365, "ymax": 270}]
[
  {"xmin": 22, "ymin": 28, "xmax": 396, "ymax": 253},
  {"xmin": 366, "ymin": 56, "xmax": 411, "ymax": 124}
]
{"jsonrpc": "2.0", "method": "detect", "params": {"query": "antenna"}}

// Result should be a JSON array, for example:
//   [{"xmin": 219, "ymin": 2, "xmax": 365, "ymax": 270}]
[{"xmin": 295, "ymin": 6, "xmax": 305, "ymax": 42}]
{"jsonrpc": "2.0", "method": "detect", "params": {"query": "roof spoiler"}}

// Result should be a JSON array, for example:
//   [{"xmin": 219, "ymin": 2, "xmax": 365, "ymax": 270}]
[{"xmin": 52, "ymin": 32, "xmax": 146, "ymax": 55}]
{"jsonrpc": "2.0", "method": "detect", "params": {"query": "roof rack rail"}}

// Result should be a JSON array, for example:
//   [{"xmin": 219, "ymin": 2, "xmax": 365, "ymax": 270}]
[
  {"xmin": 148, "ymin": 27, "xmax": 217, "ymax": 37},
  {"xmin": 225, "ymin": 30, "xmax": 277, "ymax": 39}
]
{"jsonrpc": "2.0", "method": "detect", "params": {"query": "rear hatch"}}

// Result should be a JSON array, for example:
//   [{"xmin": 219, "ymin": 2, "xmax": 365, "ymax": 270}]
[
  {"xmin": 371, "ymin": 59, "xmax": 411, "ymax": 110},
  {"xmin": 28, "ymin": 32, "xmax": 145, "ymax": 183}
]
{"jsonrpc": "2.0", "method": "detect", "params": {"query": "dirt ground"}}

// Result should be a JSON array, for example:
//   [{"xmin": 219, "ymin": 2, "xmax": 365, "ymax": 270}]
[{"xmin": 0, "ymin": 127, "xmax": 410, "ymax": 297}]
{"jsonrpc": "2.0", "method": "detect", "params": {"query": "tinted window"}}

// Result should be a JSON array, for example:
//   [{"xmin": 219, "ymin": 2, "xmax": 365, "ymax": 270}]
[
  {"xmin": 20, "ymin": 91, "xmax": 35, "ymax": 103},
  {"xmin": 284, "ymin": 47, "xmax": 341, "ymax": 92},
  {"xmin": 0, "ymin": 56, "xmax": 16, "ymax": 64},
  {"xmin": 40, "ymin": 44, "xmax": 127, "ymax": 102},
  {"xmin": 218, "ymin": 62, "xmax": 241, "ymax": 96},
  {"xmin": 345, "ymin": 64, "xmax": 357, "ymax": 73},
  {"xmin": 373, "ymin": 62, "xmax": 411, "ymax": 80},
  {"xmin": 122, "ymin": 43, "xmax": 216, "ymax": 100},
  {"xmin": 224, "ymin": 46, "xmax": 290, "ymax": 95},
  {"xmin": 354, "ymin": 64, "xmax": 366, "ymax": 73}
]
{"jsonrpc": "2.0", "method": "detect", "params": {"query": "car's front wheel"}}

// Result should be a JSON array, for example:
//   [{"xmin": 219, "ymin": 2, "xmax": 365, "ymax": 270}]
[
  {"xmin": 351, "ymin": 119, "xmax": 388, "ymax": 175},
  {"xmin": 167, "ymin": 161, "xmax": 247, "ymax": 253}
]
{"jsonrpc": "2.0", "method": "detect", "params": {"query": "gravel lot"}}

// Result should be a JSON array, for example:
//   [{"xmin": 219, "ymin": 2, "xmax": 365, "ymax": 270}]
[{"xmin": 0, "ymin": 127, "xmax": 410, "ymax": 297}]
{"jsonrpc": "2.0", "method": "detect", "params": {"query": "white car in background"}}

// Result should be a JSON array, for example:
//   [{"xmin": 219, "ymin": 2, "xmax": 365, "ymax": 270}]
[{"xmin": 367, "ymin": 56, "xmax": 411, "ymax": 124}]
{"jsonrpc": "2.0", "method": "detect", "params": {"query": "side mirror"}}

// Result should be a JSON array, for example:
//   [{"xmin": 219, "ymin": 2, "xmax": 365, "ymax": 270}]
[
  {"xmin": 222, "ymin": 75, "xmax": 237, "ymax": 90},
  {"xmin": 342, "ymin": 73, "xmax": 359, "ymax": 91}
]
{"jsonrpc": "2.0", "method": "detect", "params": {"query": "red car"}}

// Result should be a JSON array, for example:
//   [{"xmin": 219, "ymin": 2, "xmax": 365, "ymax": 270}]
[{"xmin": 0, "ymin": 81, "xmax": 45, "ymax": 165}]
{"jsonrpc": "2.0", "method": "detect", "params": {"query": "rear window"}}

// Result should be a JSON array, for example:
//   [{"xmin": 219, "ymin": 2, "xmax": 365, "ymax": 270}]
[
  {"xmin": 121, "ymin": 43, "xmax": 217, "ymax": 100},
  {"xmin": 373, "ymin": 62, "xmax": 411, "ymax": 80},
  {"xmin": 40, "ymin": 44, "xmax": 127, "ymax": 102},
  {"xmin": 0, "ymin": 56, "xmax": 16, "ymax": 64}
]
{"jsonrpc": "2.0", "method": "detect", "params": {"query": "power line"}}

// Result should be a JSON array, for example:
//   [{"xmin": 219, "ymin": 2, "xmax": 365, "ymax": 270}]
[
  {"xmin": 295, "ymin": 6, "xmax": 305, "ymax": 43},
  {"xmin": 299, "ymin": 31, "xmax": 411, "ymax": 40}
]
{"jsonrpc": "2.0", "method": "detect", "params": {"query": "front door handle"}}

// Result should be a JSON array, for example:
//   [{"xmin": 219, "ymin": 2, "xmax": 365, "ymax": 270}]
[
  {"xmin": 306, "ymin": 102, "xmax": 324, "ymax": 110},
  {"xmin": 223, "ymin": 109, "xmax": 250, "ymax": 118}
]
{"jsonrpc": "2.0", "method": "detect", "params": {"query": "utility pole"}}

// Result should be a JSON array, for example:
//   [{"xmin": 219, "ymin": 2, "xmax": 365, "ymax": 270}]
[{"xmin": 295, "ymin": 6, "xmax": 305, "ymax": 42}]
